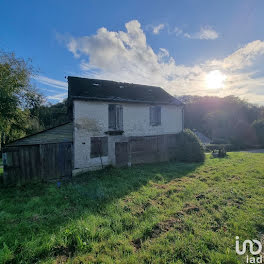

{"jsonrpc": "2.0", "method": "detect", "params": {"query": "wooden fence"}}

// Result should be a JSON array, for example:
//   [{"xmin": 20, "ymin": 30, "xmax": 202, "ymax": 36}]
[{"xmin": 2, "ymin": 142, "xmax": 72, "ymax": 185}]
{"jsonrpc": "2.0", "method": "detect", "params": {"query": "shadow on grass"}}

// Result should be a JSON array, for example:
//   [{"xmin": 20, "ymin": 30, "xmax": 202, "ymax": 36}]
[{"xmin": 0, "ymin": 161, "xmax": 202, "ymax": 262}]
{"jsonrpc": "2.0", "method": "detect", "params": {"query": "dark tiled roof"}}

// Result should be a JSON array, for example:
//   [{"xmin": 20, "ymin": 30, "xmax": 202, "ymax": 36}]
[{"xmin": 68, "ymin": 76, "xmax": 183, "ymax": 105}]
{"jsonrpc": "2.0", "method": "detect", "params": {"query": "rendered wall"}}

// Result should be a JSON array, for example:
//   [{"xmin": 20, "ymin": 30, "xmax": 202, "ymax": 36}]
[{"xmin": 73, "ymin": 100, "xmax": 183, "ymax": 171}]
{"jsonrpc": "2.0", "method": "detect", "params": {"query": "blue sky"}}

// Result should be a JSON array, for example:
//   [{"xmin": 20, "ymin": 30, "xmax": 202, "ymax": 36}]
[{"xmin": 1, "ymin": 0, "xmax": 264, "ymax": 104}]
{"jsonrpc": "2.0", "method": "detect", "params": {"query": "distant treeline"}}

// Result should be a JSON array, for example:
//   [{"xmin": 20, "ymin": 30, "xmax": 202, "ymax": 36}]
[{"xmin": 177, "ymin": 95, "xmax": 264, "ymax": 147}]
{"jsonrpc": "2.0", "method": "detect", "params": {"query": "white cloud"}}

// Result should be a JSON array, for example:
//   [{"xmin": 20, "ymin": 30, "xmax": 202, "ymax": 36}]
[
  {"xmin": 173, "ymin": 27, "xmax": 183, "ymax": 36},
  {"xmin": 47, "ymin": 92, "xmax": 68, "ymax": 102},
  {"xmin": 60, "ymin": 20, "xmax": 264, "ymax": 105},
  {"xmin": 222, "ymin": 40, "xmax": 264, "ymax": 70},
  {"xmin": 152, "ymin": 24, "xmax": 165, "ymax": 35},
  {"xmin": 33, "ymin": 76, "xmax": 68, "ymax": 90},
  {"xmin": 184, "ymin": 26, "xmax": 219, "ymax": 40}
]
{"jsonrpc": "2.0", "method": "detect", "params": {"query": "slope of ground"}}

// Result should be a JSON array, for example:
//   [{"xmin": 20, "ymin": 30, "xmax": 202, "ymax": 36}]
[{"xmin": 0, "ymin": 152, "xmax": 263, "ymax": 263}]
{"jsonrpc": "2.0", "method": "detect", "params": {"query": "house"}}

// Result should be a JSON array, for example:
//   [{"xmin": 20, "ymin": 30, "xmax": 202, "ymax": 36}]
[
  {"xmin": 68, "ymin": 76, "xmax": 184, "ymax": 173},
  {"xmin": 3, "ymin": 76, "xmax": 184, "ymax": 185}
]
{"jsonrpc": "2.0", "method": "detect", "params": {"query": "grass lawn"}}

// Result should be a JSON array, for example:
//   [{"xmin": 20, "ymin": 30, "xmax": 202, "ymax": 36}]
[{"xmin": 0, "ymin": 152, "xmax": 263, "ymax": 263}]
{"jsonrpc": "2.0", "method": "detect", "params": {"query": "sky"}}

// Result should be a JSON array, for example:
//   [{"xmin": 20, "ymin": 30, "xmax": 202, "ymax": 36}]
[{"xmin": 1, "ymin": 0, "xmax": 264, "ymax": 105}]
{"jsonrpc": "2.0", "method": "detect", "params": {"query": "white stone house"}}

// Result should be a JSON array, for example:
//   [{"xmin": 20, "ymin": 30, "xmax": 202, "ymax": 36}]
[{"xmin": 68, "ymin": 76, "xmax": 184, "ymax": 173}]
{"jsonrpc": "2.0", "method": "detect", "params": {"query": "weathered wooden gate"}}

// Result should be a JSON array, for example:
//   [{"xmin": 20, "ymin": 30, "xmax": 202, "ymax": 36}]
[
  {"xmin": 3, "ymin": 142, "xmax": 72, "ymax": 185},
  {"xmin": 115, "ymin": 142, "xmax": 129, "ymax": 167},
  {"xmin": 114, "ymin": 134, "xmax": 180, "ymax": 167}
]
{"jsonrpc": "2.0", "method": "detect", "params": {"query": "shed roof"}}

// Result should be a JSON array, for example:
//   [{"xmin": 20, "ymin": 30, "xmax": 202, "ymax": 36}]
[
  {"xmin": 68, "ymin": 76, "xmax": 183, "ymax": 106},
  {"xmin": 6, "ymin": 123, "xmax": 73, "ymax": 147}
]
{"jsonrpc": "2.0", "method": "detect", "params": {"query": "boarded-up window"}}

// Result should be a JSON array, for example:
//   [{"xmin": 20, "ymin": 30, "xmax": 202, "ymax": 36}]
[
  {"xmin": 108, "ymin": 104, "xmax": 123, "ymax": 130},
  {"xmin": 90, "ymin": 137, "xmax": 108, "ymax": 158},
  {"xmin": 150, "ymin": 106, "xmax": 161, "ymax": 126}
]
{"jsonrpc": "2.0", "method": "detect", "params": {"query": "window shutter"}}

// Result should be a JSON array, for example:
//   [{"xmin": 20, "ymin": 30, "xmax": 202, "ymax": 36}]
[
  {"xmin": 150, "ymin": 106, "xmax": 154, "ymax": 125},
  {"xmin": 157, "ymin": 106, "xmax": 161, "ymax": 125},
  {"xmin": 108, "ymin": 104, "xmax": 116, "ymax": 129},
  {"xmin": 116, "ymin": 105, "xmax": 120, "ymax": 130},
  {"xmin": 108, "ymin": 104, "xmax": 123, "ymax": 130},
  {"xmin": 118, "ymin": 105, "xmax": 123, "ymax": 130}
]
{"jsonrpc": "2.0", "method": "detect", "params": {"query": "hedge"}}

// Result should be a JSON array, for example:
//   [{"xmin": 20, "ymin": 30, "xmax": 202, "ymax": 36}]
[{"xmin": 174, "ymin": 129, "xmax": 205, "ymax": 162}]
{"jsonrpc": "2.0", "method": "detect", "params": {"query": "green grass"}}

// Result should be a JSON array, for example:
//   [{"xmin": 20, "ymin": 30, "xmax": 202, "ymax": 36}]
[{"xmin": 0, "ymin": 152, "xmax": 263, "ymax": 263}]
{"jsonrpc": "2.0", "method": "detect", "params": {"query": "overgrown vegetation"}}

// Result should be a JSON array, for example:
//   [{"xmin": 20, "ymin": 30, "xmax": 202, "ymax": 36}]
[
  {"xmin": 0, "ymin": 51, "xmax": 44, "ymax": 147},
  {"xmin": 252, "ymin": 119, "xmax": 264, "ymax": 146},
  {"xmin": 175, "ymin": 129, "xmax": 205, "ymax": 162},
  {"xmin": 178, "ymin": 95, "xmax": 264, "ymax": 147},
  {"xmin": 0, "ymin": 158, "xmax": 2, "ymax": 175},
  {"xmin": 0, "ymin": 50, "xmax": 69, "ymax": 148},
  {"xmin": 0, "ymin": 152, "xmax": 263, "ymax": 263}
]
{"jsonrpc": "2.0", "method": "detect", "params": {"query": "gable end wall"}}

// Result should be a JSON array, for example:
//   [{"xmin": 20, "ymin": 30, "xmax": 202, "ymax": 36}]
[{"xmin": 73, "ymin": 100, "xmax": 183, "ymax": 170}]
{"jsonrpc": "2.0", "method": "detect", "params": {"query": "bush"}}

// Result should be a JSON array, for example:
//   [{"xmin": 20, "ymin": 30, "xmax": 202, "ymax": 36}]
[
  {"xmin": 205, "ymin": 144, "xmax": 239, "ymax": 152},
  {"xmin": 174, "ymin": 129, "xmax": 205, "ymax": 162}
]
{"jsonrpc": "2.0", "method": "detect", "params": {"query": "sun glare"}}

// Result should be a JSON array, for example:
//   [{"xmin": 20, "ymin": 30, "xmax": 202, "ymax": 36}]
[{"xmin": 205, "ymin": 70, "xmax": 226, "ymax": 89}]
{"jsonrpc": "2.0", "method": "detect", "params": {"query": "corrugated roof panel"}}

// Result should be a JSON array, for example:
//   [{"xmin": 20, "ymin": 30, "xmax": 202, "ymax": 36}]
[{"xmin": 7, "ymin": 123, "xmax": 73, "ymax": 146}]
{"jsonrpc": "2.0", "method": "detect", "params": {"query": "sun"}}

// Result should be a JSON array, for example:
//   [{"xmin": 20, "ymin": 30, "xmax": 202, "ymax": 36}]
[{"xmin": 205, "ymin": 70, "xmax": 227, "ymax": 89}]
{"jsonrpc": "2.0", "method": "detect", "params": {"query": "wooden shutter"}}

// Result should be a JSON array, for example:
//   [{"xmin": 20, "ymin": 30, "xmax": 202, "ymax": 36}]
[
  {"xmin": 156, "ymin": 106, "xmax": 161, "ymax": 125},
  {"xmin": 109, "ymin": 104, "xmax": 116, "ymax": 129},
  {"xmin": 150, "ymin": 106, "xmax": 155, "ymax": 125},
  {"xmin": 116, "ymin": 105, "xmax": 123, "ymax": 130},
  {"xmin": 109, "ymin": 104, "xmax": 123, "ymax": 130},
  {"xmin": 90, "ymin": 137, "xmax": 108, "ymax": 158}
]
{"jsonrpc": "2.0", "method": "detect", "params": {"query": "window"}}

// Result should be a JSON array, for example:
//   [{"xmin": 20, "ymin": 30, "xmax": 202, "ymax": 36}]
[
  {"xmin": 150, "ymin": 106, "xmax": 161, "ymax": 126},
  {"xmin": 90, "ymin": 137, "xmax": 108, "ymax": 158},
  {"xmin": 108, "ymin": 104, "xmax": 123, "ymax": 130}
]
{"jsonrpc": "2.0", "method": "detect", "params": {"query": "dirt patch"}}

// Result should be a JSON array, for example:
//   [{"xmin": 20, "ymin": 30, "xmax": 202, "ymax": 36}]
[
  {"xmin": 199, "ymin": 177, "xmax": 208, "ymax": 182},
  {"xmin": 196, "ymin": 194, "xmax": 206, "ymax": 200},
  {"xmin": 52, "ymin": 245, "xmax": 74, "ymax": 260},
  {"xmin": 151, "ymin": 218, "xmax": 179, "ymax": 238},
  {"xmin": 56, "ymin": 255, "xmax": 68, "ymax": 264},
  {"xmin": 165, "ymin": 188, "xmax": 182, "ymax": 197},
  {"xmin": 152, "ymin": 183, "xmax": 168, "ymax": 189},
  {"xmin": 132, "ymin": 200, "xmax": 159, "ymax": 216},
  {"xmin": 132, "ymin": 217, "xmax": 181, "ymax": 250},
  {"xmin": 183, "ymin": 203, "xmax": 200, "ymax": 214},
  {"xmin": 132, "ymin": 238, "xmax": 142, "ymax": 250}
]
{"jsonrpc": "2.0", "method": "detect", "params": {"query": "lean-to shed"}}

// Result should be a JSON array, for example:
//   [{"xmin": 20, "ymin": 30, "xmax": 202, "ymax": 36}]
[{"xmin": 2, "ymin": 122, "xmax": 73, "ymax": 185}]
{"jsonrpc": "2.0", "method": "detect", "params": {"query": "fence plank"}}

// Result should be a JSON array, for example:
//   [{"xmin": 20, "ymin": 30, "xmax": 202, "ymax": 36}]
[{"xmin": 2, "ymin": 142, "xmax": 72, "ymax": 185}]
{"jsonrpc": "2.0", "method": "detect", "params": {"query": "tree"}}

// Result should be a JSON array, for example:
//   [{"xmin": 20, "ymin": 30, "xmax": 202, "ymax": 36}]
[
  {"xmin": 179, "ymin": 95, "xmax": 262, "ymax": 146},
  {"xmin": 252, "ymin": 119, "xmax": 264, "ymax": 146},
  {"xmin": 0, "ymin": 51, "xmax": 43, "ymax": 148},
  {"xmin": 35, "ymin": 99, "xmax": 69, "ymax": 129}
]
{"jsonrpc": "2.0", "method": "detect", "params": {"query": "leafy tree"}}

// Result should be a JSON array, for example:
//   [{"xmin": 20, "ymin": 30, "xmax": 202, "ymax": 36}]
[
  {"xmin": 252, "ymin": 119, "xmax": 264, "ymax": 146},
  {"xmin": 178, "ymin": 95, "xmax": 262, "ymax": 146},
  {"xmin": 36, "ymin": 99, "xmax": 69, "ymax": 129},
  {"xmin": 0, "ymin": 51, "xmax": 43, "ymax": 148}
]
